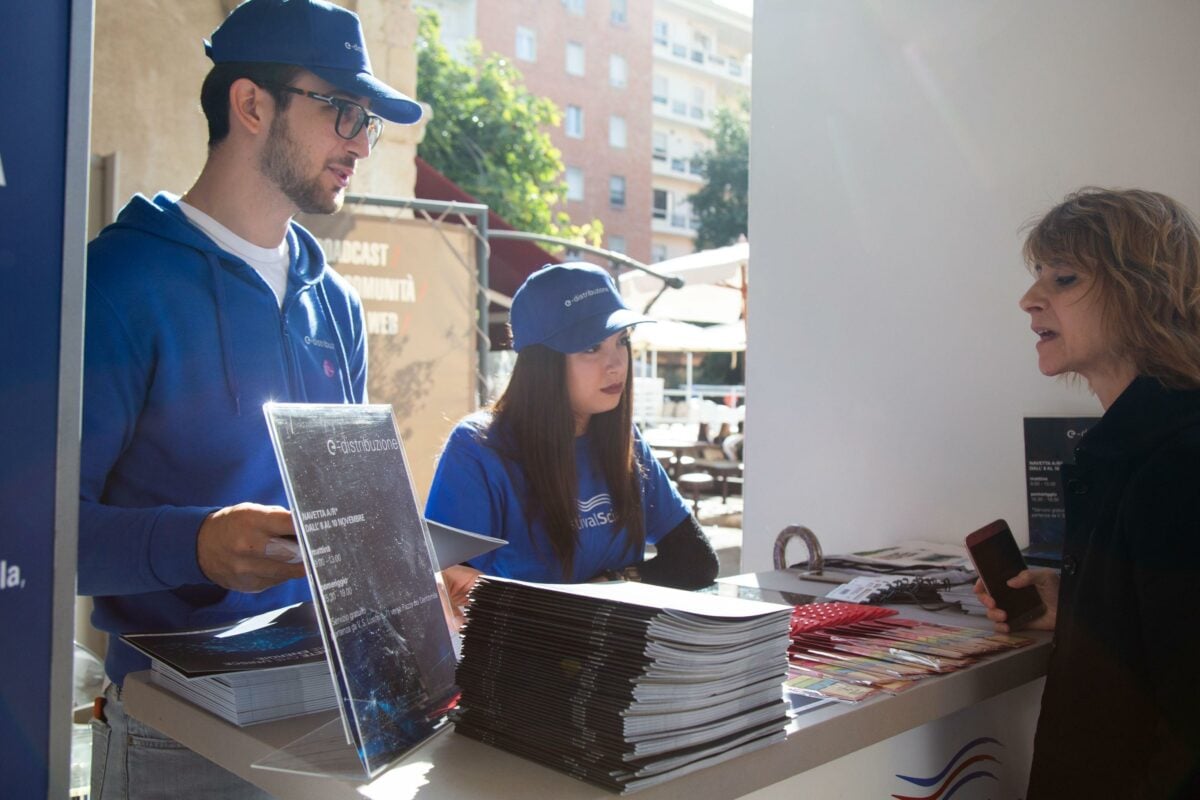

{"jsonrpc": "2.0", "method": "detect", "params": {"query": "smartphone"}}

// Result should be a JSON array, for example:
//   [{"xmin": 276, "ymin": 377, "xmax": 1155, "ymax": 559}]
[{"xmin": 964, "ymin": 520, "xmax": 1045, "ymax": 627}]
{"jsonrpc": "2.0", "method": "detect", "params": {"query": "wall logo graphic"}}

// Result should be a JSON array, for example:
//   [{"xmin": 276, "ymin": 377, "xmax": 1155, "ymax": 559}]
[{"xmin": 891, "ymin": 737, "xmax": 1002, "ymax": 800}]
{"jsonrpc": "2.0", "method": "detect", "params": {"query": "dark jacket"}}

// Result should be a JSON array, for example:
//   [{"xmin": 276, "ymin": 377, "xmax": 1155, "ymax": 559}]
[{"xmin": 1028, "ymin": 377, "xmax": 1200, "ymax": 799}]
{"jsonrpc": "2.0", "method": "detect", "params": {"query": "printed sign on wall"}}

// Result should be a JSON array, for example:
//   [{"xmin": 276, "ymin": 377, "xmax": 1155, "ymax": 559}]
[{"xmin": 298, "ymin": 211, "xmax": 478, "ymax": 500}]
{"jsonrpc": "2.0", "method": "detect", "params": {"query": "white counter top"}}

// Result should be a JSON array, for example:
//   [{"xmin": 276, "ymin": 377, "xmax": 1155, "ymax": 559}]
[{"xmin": 123, "ymin": 571, "xmax": 1051, "ymax": 799}]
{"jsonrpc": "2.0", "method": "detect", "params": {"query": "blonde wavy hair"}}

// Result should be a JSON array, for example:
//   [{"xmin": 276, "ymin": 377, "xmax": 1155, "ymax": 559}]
[{"xmin": 1023, "ymin": 187, "xmax": 1200, "ymax": 389}]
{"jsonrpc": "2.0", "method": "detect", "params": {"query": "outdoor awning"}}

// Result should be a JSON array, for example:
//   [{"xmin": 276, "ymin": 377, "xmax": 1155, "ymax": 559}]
[{"xmin": 414, "ymin": 158, "xmax": 558, "ymax": 346}]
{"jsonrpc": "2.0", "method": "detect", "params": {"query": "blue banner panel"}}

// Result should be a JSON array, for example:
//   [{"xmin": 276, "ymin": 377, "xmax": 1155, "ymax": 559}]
[{"xmin": 0, "ymin": 1, "xmax": 72, "ymax": 796}]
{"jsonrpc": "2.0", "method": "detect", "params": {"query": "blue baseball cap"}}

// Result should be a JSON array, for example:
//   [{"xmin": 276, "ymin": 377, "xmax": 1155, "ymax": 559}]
[
  {"xmin": 510, "ymin": 263, "xmax": 655, "ymax": 353},
  {"xmin": 205, "ymin": 0, "xmax": 423, "ymax": 125}
]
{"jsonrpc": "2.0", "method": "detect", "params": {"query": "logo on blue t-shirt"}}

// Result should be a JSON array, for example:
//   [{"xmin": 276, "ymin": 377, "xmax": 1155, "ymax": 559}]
[{"xmin": 577, "ymin": 493, "xmax": 615, "ymax": 528}]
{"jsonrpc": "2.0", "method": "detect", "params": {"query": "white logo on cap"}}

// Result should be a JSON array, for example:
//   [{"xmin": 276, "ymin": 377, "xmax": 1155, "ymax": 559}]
[
  {"xmin": 345, "ymin": 41, "xmax": 364, "ymax": 53},
  {"xmin": 563, "ymin": 287, "xmax": 606, "ymax": 308}
]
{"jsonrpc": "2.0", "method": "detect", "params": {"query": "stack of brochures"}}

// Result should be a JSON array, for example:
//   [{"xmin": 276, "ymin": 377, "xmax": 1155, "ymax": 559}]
[
  {"xmin": 124, "ymin": 602, "xmax": 338, "ymax": 726},
  {"xmin": 784, "ymin": 606, "xmax": 1031, "ymax": 704},
  {"xmin": 454, "ymin": 577, "xmax": 793, "ymax": 794},
  {"xmin": 149, "ymin": 660, "xmax": 336, "ymax": 726}
]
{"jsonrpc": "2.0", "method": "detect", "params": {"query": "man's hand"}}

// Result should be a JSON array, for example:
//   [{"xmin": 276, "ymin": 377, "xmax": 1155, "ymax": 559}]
[
  {"xmin": 440, "ymin": 565, "xmax": 482, "ymax": 630},
  {"xmin": 197, "ymin": 503, "xmax": 306, "ymax": 592},
  {"xmin": 973, "ymin": 568, "xmax": 1059, "ymax": 633},
  {"xmin": 441, "ymin": 564, "xmax": 482, "ymax": 608}
]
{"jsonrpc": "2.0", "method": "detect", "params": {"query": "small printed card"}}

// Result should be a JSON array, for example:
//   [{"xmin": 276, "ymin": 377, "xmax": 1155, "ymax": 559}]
[{"xmin": 784, "ymin": 675, "xmax": 882, "ymax": 703}]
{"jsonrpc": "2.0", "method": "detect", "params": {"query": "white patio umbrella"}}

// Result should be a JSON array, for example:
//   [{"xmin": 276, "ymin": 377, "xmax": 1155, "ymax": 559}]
[
  {"xmin": 631, "ymin": 319, "xmax": 744, "ymax": 353},
  {"xmin": 619, "ymin": 242, "xmax": 748, "ymax": 325},
  {"xmin": 630, "ymin": 317, "xmax": 746, "ymax": 413}
]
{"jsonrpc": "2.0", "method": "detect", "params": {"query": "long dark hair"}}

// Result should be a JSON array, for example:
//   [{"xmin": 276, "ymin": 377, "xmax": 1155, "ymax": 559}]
[{"xmin": 491, "ymin": 342, "xmax": 645, "ymax": 579}]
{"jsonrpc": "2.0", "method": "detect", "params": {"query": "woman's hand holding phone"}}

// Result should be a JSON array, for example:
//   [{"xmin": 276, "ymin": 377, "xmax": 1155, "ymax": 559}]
[{"xmin": 973, "ymin": 568, "xmax": 1059, "ymax": 633}]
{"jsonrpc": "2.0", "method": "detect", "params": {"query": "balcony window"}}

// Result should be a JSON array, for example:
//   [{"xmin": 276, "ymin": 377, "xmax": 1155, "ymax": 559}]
[
  {"xmin": 652, "ymin": 75, "xmax": 668, "ymax": 105},
  {"xmin": 652, "ymin": 132, "xmax": 668, "ymax": 161},
  {"xmin": 611, "ymin": 0, "xmax": 627, "ymax": 25},
  {"xmin": 609, "ymin": 54, "xmax": 627, "ymax": 88},
  {"xmin": 566, "ymin": 105, "xmax": 584, "ymax": 138},
  {"xmin": 566, "ymin": 42, "xmax": 585, "ymax": 76},
  {"xmin": 566, "ymin": 166, "xmax": 584, "ymax": 201},
  {"xmin": 608, "ymin": 235, "xmax": 626, "ymax": 254},
  {"xmin": 652, "ymin": 189, "xmax": 669, "ymax": 220},
  {"xmin": 653, "ymin": 20, "xmax": 668, "ymax": 45},
  {"xmin": 672, "ymin": 42, "xmax": 687, "ymax": 58},
  {"xmin": 515, "ymin": 27, "xmax": 536, "ymax": 62},
  {"xmin": 609, "ymin": 176, "xmax": 627, "ymax": 208},
  {"xmin": 609, "ymin": 116, "xmax": 627, "ymax": 149},
  {"xmin": 564, "ymin": 0, "xmax": 585, "ymax": 15}
]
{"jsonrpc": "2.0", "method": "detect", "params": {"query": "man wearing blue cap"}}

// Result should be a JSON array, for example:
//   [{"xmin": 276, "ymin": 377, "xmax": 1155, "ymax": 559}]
[{"xmin": 81, "ymin": 2, "xmax": 422, "ymax": 796}]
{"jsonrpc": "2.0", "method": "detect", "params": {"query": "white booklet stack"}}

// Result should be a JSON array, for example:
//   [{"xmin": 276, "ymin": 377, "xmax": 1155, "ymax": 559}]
[
  {"xmin": 125, "ymin": 602, "xmax": 336, "ymax": 726},
  {"xmin": 455, "ymin": 577, "xmax": 794, "ymax": 794}
]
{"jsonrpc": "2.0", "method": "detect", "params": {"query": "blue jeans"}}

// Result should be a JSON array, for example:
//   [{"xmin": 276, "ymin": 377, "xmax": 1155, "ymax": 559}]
[{"xmin": 90, "ymin": 683, "xmax": 275, "ymax": 800}]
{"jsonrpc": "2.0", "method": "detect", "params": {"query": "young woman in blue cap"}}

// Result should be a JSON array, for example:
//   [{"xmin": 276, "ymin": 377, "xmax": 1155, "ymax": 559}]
[{"xmin": 427, "ymin": 263, "xmax": 719, "ymax": 591}]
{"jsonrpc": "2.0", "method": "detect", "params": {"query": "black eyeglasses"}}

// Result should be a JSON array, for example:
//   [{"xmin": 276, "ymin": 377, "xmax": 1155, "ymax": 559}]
[{"xmin": 272, "ymin": 85, "xmax": 384, "ymax": 148}]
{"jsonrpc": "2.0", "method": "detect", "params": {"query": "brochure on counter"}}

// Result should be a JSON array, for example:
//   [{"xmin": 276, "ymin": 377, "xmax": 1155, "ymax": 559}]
[
  {"xmin": 123, "ymin": 602, "xmax": 339, "ymax": 726},
  {"xmin": 840, "ymin": 540, "xmax": 972, "ymax": 571},
  {"xmin": 258, "ymin": 402, "xmax": 461, "ymax": 779}
]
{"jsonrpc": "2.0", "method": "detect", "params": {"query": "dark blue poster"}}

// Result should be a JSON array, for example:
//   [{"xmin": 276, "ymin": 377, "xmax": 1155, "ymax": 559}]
[
  {"xmin": 0, "ymin": 0, "xmax": 90, "ymax": 796},
  {"xmin": 1023, "ymin": 416, "xmax": 1099, "ymax": 566}
]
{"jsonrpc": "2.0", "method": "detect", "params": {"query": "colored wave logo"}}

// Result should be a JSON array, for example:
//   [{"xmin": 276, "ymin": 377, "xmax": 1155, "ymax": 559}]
[
  {"xmin": 891, "ymin": 737, "xmax": 1002, "ymax": 800},
  {"xmin": 577, "ymin": 494, "xmax": 612, "ymax": 513}
]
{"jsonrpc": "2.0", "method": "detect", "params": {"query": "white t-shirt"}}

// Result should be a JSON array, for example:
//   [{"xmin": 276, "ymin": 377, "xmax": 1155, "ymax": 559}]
[{"xmin": 178, "ymin": 200, "xmax": 290, "ymax": 307}]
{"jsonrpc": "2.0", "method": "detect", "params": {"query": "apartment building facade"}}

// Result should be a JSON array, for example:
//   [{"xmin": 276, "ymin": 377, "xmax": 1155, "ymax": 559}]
[
  {"xmin": 417, "ymin": 0, "xmax": 654, "ymax": 263},
  {"xmin": 415, "ymin": 0, "xmax": 751, "ymax": 266},
  {"xmin": 650, "ymin": 0, "xmax": 751, "ymax": 262}
]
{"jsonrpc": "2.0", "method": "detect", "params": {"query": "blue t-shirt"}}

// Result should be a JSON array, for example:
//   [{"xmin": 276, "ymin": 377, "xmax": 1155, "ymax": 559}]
[{"xmin": 425, "ymin": 413, "xmax": 689, "ymax": 582}]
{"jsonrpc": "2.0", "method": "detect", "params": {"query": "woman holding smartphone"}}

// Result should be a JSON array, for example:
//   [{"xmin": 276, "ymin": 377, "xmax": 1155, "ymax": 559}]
[
  {"xmin": 428, "ymin": 263, "xmax": 718, "ymax": 592},
  {"xmin": 976, "ymin": 188, "xmax": 1200, "ymax": 798}
]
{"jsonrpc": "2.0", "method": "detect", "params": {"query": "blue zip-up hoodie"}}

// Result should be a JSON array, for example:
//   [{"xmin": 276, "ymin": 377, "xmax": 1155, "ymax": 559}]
[{"xmin": 80, "ymin": 193, "xmax": 367, "ymax": 685}]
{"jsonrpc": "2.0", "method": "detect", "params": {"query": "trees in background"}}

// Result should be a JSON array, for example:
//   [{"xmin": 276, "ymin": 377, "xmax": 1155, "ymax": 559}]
[
  {"xmin": 415, "ymin": 10, "xmax": 601, "ymax": 248},
  {"xmin": 689, "ymin": 99, "xmax": 750, "ymax": 251}
]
